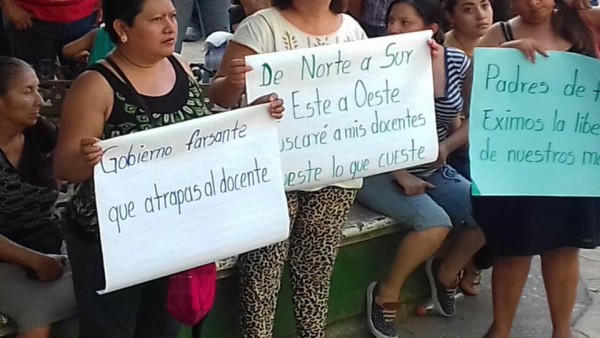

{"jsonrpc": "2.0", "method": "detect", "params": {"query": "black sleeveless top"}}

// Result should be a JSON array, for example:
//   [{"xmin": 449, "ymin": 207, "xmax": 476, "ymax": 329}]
[
  {"xmin": 473, "ymin": 22, "xmax": 600, "ymax": 257},
  {"xmin": 67, "ymin": 56, "xmax": 211, "ymax": 241},
  {"xmin": 0, "ymin": 118, "xmax": 62, "ymax": 254},
  {"xmin": 500, "ymin": 21, "xmax": 597, "ymax": 57}
]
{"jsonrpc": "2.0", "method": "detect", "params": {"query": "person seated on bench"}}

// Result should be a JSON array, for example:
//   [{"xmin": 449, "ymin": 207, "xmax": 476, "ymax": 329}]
[{"xmin": 0, "ymin": 56, "xmax": 77, "ymax": 338}]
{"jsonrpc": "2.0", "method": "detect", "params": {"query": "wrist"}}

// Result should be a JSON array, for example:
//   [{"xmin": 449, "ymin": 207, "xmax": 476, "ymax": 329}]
[
  {"xmin": 27, "ymin": 252, "xmax": 46, "ymax": 271},
  {"xmin": 392, "ymin": 170, "xmax": 410, "ymax": 181}
]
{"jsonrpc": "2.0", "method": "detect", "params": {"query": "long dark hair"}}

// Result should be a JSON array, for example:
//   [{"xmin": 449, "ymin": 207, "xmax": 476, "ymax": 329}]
[
  {"xmin": 387, "ymin": 0, "xmax": 445, "ymax": 44},
  {"xmin": 0, "ymin": 56, "xmax": 31, "ymax": 96},
  {"xmin": 552, "ymin": 0, "xmax": 596, "ymax": 56},
  {"xmin": 272, "ymin": 0, "xmax": 346, "ymax": 14}
]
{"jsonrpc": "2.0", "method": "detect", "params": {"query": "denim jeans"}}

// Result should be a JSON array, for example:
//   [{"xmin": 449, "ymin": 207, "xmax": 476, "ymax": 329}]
[
  {"xmin": 357, "ymin": 166, "xmax": 477, "ymax": 232},
  {"xmin": 173, "ymin": 0, "xmax": 229, "ymax": 51},
  {"xmin": 4, "ymin": 12, "xmax": 96, "ymax": 75},
  {"xmin": 190, "ymin": 0, "xmax": 229, "ymax": 36},
  {"xmin": 173, "ymin": 0, "xmax": 194, "ymax": 52}
]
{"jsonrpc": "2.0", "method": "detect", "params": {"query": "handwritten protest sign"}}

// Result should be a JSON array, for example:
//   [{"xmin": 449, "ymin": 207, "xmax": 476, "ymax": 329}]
[
  {"xmin": 470, "ymin": 48, "xmax": 600, "ymax": 197},
  {"xmin": 93, "ymin": 104, "xmax": 289, "ymax": 294},
  {"xmin": 245, "ymin": 31, "xmax": 438, "ymax": 190}
]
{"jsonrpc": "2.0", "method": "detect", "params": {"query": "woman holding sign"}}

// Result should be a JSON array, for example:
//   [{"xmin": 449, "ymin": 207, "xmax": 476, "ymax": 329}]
[
  {"xmin": 0, "ymin": 57, "xmax": 77, "ymax": 338},
  {"xmin": 476, "ymin": 1, "xmax": 600, "ymax": 338},
  {"xmin": 54, "ymin": 0, "xmax": 208, "ymax": 337},
  {"xmin": 209, "ymin": 0, "xmax": 365, "ymax": 337},
  {"xmin": 54, "ymin": 0, "xmax": 283, "ymax": 337},
  {"xmin": 443, "ymin": 0, "xmax": 495, "ymax": 296},
  {"xmin": 356, "ymin": 1, "xmax": 487, "ymax": 337}
]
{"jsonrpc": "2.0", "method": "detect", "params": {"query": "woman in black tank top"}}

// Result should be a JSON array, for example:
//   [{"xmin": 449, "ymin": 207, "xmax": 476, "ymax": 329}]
[
  {"xmin": 53, "ymin": 1, "xmax": 210, "ymax": 337},
  {"xmin": 52, "ymin": 0, "xmax": 283, "ymax": 337},
  {"xmin": 476, "ymin": 2, "xmax": 599, "ymax": 338}
]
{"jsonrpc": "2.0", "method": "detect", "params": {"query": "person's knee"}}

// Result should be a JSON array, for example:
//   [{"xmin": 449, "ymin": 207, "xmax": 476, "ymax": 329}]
[{"xmin": 413, "ymin": 226, "xmax": 451, "ymax": 243}]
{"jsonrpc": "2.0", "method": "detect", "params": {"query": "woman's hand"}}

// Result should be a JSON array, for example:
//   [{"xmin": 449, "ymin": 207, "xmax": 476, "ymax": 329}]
[
  {"xmin": 226, "ymin": 58, "xmax": 253, "ymax": 90},
  {"xmin": 33, "ymin": 254, "xmax": 66, "ymax": 282},
  {"xmin": 393, "ymin": 171, "xmax": 435, "ymax": 196},
  {"xmin": 80, "ymin": 137, "xmax": 103, "ymax": 168},
  {"xmin": 73, "ymin": 50, "xmax": 91, "ymax": 63},
  {"xmin": 428, "ymin": 39, "xmax": 442, "ymax": 61},
  {"xmin": 501, "ymin": 38, "xmax": 548, "ymax": 63},
  {"xmin": 249, "ymin": 93, "xmax": 284, "ymax": 119}
]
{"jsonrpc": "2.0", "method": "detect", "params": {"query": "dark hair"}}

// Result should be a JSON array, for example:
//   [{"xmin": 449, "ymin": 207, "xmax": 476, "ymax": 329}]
[
  {"xmin": 0, "ymin": 57, "xmax": 32, "ymax": 96},
  {"xmin": 103, "ymin": 0, "xmax": 147, "ymax": 44},
  {"xmin": 272, "ymin": 0, "xmax": 346, "ymax": 14},
  {"xmin": 552, "ymin": 0, "xmax": 596, "ymax": 56},
  {"xmin": 386, "ymin": 0, "xmax": 446, "ymax": 44},
  {"xmin": 442, "ymin": 0, "xmax": 459, "ymax": 14}
]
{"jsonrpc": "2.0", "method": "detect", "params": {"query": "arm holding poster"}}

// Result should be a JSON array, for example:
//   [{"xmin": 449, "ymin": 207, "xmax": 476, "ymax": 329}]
[
  {"xmin": 433, "ymin": 62, "xmax": 473, "ymax": 168},
  {"xmin": 209, "ymin": 42, "xmax": 255, "ymax": 108},
  {"xmin": 54, "ymin": 71, "xmax": 110, "ymax": 183}
]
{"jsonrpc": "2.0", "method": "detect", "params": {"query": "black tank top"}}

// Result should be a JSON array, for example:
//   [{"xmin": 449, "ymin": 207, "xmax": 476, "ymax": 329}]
[
  {"xmin": 67, "ymin": 55, "xmax": 212, "ymax": 241},
  {"xmin": 500, "ymin": 21, "xmax": 596, "ymax": 57}
]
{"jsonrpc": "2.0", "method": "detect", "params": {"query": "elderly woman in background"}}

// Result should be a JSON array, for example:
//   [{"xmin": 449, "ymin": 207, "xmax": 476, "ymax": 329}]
[{"xmin": 0, "ymin": 56, "xmax": 77, "ymax": 338}]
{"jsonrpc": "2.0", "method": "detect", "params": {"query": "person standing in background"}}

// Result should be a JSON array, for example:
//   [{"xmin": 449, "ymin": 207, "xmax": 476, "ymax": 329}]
[
  {"xmin": 183, "ymin": 0, "xmax": 229, "ymax": 42},
  {"xmin": 0, "ymin": 0, "xmax": 98, "ymax": 75}
]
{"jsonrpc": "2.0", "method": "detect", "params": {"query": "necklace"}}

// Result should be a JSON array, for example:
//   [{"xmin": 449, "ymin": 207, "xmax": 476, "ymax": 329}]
[{"xmin": 116, "ymin": 50, "xmax": 154, "ymax": 69}]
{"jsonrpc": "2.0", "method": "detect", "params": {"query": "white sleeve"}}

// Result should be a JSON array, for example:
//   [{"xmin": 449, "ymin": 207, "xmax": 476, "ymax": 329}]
[{"xmin": 231, "ymin": 12, "xmax": 276, "ymax": 54}]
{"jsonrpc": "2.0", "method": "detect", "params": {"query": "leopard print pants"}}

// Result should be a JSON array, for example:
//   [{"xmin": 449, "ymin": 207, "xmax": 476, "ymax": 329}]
[{"xmin": 238, "ymin": 186, "xmax": 358, "ymax": 338}]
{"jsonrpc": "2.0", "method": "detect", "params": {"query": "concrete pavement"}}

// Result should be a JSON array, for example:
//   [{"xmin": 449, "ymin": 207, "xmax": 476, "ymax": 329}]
[{"xmin": 325, "ymin": 249, "xmax": 600, "ymax": 338}]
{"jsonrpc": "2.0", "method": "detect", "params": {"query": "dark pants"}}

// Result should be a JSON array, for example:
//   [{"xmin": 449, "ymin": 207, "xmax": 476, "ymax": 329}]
[
  {"xmin": 4, "ymin": 12, "xmax": 96, "ymax": 77},
  {"xmin": 447, "ymin": 148, "xmax": 471, "ymax": 180},
  {"xmin": 0, "ymin": 11, "xmax": 10, "ymax": 56},
  {"xmin": 66, "ymin": 232, "xmax": 181, "ymax": 338}
]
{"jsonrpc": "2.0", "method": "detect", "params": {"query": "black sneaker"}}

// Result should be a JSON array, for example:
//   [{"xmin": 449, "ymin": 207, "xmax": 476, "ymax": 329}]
[
  {"xmin": 366, "ymin": 282, "xmax": 399, "ymax": 338},
  {"xmin": 425, "ymin": 258, "xmax": 457, "ymax": 317}
]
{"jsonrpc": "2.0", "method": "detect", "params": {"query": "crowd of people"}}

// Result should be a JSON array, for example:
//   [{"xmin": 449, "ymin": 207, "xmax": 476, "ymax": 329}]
[{"xmin": 0, "ymin": 0, "xmax": 599, "ymax": 338}]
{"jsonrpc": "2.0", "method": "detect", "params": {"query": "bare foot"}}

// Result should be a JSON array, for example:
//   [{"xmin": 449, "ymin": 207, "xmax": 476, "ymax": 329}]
[{"xmin": 459, "ymin": 269, "xmax": 481, "ymax": 296}]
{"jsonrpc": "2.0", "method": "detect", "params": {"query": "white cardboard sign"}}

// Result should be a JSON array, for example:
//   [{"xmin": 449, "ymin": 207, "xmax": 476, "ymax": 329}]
[
  {"xmin": 93, "ymin": 104, "xmax": 289, "ymax": 294},
  {"xmin": 246, "ymin": 31, "xmax": 439, "ymax": 190}
]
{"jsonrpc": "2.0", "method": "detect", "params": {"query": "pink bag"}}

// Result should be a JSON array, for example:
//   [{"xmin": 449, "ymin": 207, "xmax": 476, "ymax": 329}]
[{"xmin": 166, "ymin": 263, "xmax": 217, "ymax": 326}]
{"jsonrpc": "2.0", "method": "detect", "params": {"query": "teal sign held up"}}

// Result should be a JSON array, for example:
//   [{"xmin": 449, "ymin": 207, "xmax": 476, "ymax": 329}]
[{"xmin": 470, "ymin": 48, "xmax": 600, "ymax": 197}]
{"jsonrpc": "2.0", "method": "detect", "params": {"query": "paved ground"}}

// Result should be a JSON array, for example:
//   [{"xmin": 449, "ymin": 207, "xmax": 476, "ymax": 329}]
[{"xmin": 324, "ymin": 249, "xmax": 600, "ymax": 338}]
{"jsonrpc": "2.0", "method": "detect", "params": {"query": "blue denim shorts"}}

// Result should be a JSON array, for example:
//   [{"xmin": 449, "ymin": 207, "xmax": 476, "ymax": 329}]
[{"xmin": 357, "ymin": 166, "xmax": 477, "ymax": 232}]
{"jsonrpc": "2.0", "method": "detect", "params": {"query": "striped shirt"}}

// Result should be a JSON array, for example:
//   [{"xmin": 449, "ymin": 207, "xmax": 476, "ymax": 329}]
[{"xmin": 410, "ymin": 47, "xmax": 471, "ymax": 178}]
